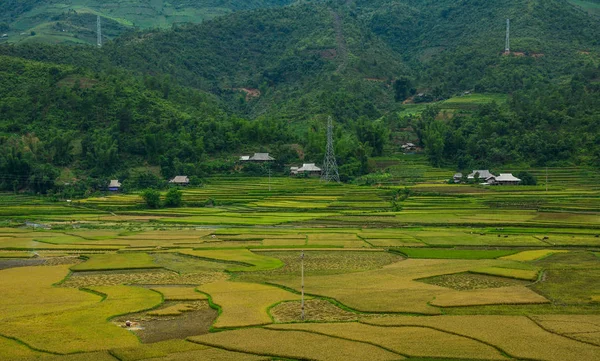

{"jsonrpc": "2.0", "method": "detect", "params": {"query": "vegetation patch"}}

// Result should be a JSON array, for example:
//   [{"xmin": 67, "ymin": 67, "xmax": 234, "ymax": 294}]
[
  {"xmin": 61, "ymin": 269, "xmax": 226, "ymax": 288},
  {"xmin": 418, "ymin": 272, "xmax": 529, "ymax": 291},
  {"xmin": 270, "ymin": 299, "xmax": 359, "ymax": 323}
]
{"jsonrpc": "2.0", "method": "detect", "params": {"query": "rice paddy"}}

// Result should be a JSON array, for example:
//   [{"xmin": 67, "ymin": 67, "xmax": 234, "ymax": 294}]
[{"xmin": 0, "ymin": 170, "xmax": 598, "ymax": 360}]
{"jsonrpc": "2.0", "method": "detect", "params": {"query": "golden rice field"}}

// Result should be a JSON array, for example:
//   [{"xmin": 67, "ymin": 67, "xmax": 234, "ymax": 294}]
[{"xmin": 0, "ymin": 174, "xmax": 599, "ymax": 360}]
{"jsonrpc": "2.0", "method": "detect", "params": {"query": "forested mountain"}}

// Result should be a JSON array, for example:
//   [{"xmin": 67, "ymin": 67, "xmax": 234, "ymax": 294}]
[{"xmin": 0, "ymin": 0, "xmax": 599, "ymax": 193}]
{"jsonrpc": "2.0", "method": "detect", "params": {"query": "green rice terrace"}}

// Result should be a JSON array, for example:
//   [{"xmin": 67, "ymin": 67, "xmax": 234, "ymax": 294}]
[{"xmin": 1, "ymin": 167, "xmax": 599, "ymax": 361}]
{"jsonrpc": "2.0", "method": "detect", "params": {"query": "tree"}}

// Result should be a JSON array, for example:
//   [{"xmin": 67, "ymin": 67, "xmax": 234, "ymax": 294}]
[
  {"xmin": 393, "ymin": 77, "xmax": 414, "ymax": 102},
  {"xmin": 141, "ymin": 189, "xmax": 161, "ymax": 209},
  {"xmin": 517, "ymin": 171, "xmax": 537, "ymax": 186},
  {"xmin": 164, "ymin": 188, "xmax": 182, "ymax": 207}
]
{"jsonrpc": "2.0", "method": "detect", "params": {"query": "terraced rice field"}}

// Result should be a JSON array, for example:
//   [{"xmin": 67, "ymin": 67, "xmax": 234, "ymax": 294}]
[{"xmin": 0, "ymin": 171, "xmax": 598, "ymax": 360}]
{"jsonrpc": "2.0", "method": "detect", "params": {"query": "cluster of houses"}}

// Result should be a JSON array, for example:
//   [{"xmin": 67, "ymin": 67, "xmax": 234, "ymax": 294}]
[{"xmin": 453, "ymin": 170, "xmax": 522, "ymax": 186}]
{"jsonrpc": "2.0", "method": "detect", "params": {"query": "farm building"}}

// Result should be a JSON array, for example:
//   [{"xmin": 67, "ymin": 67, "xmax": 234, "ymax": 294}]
[
  {"xmin": 249, "ymin": 153, "xmax": 275, "ymax": 162},
  {"xmin": 291, "ymin": 163, "xmax": 322, "ymax": 176},
  {"xmin": 169, "ymin": 176, "xmax": 190, "ymax": 186},
  {"xmin": 240, "ymin": 153, "xmax": 275, "ymax": 162},
  {"xmin": 453, "ymin": 173, "xmax": 463, "ymax": 183},
  {"xmin": 108, "ymin": 180, "xmax": 121, "ymax": 192},
  {"xmin": 401, "ymin": 142, "xmax": 417, "ymax": 151},
  {"xmin": 467, "ymin": 170, "xmax": 495, "ymax": 182},
  {"xmin": 494, "ymin": 173, "xmax": 522, "ymax": 185}
]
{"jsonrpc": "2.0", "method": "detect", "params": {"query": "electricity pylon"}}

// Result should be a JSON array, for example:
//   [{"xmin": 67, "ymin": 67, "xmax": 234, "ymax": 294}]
[{"xmin": 321, "ymin": 116, "xmax": 340, "ymax": 183}]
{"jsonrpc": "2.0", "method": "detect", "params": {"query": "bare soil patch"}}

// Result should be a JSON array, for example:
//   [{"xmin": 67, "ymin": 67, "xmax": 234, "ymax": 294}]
[{"xmin": 113, "ymin": 300, "xmax": 217, "ymax": 343}]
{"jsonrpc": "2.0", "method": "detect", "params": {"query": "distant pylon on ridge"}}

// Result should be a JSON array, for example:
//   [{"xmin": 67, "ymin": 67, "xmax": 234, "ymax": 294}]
[
  {"xmin": 504, "ymin": 18, "xmax": 510, "ymax": 54},
  {"xmin": 321, "ymin": 116, "xmax": 340, "ymax": 183},
  {"xmin": 97, "ymin": 15, "xmax": 102, "ymax": 48}
]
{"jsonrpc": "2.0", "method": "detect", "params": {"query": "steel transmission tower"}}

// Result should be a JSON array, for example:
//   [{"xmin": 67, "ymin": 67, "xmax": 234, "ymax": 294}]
[
  {"xmin": 97, "ymin": 16, "xmax": 102, "ymax": 48},
  {"xmin": 504, "ymin": 19, "xmax": 510, "ymax": 54},
  {"xmin": 321, "ymin": 116, "xmax": 340, "ymax": 183}
]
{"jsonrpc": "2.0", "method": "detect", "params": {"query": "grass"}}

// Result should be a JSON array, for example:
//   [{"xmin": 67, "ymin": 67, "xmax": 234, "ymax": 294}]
[
  {"xmin": 362, "ymin": 315, "xmax": 600, "ymax": 361},
  {"xmin": 70, "ymin": 253, "xmax": 161, "ymax": 271},
  {"xmin": 198, "ymin": 280, "xmax": 303, "ymax": 328},
  {"xmin": 267, "ymin": 323, "xmax": 505, "ymax": 360},
  {"xmin": 189, "ymin": 328, "xmax": 402, "ymax": 361}
]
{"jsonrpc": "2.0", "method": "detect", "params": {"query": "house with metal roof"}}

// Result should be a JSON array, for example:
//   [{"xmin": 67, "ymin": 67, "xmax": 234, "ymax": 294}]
[
  {"xmin": 292, "ymin": 163, "xmax": 322, "ymax": 176},
  {"xmin": 467, "ymin": 170, "xmax": 495, "ymax": 181},
  {"xmin": 494, "ymin": 173, "xmax": 521, "ymax": 185},
  {"xmin": 249, "ymin": 153, "xmax": 275, "ymax": 162},
  {"xmin": 108, "ymin": 180, "xmax": 121, "ymax": 192},
  {"xmin": 169, "ymin": 176, "xmax": 190, "ymax": 186}
]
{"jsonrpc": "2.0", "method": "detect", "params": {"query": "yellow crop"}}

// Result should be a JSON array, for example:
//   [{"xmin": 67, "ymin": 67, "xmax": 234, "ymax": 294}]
[
  {"xmin": 198, "ymin": 281, "xmax": 303, "ymax": 328},
  {"xmin": 148, "ymin": 303, "xmax": 196, "ymax": 316},
  {"xmin": 151, "ymin": 287, "xmax": 207, "ymax": 301},
  {"xmin": 470, "ymin": 266, "xmax": 539, "ymax": 280},
  {"xmin": 71, "ymin": 253, "xmax": 160, "ymax": 271},
  {"xmin": 267, "ymin": 322, "xmax": 505, "ymax": 360},
  {"xmin": 501, "ymin": 250, "xmax": 568, "ymax": 261},
  {"xmin": 179, "ymin": 249, "xmax": 283, "ymax": 271},
  {"xmin": 363, "ymin": 315, "xmax": 600, "ymax": 361},
  {"xmin": 431, "ymin": 285, "xmax": 549, "ymax": 307},
  {"xmin": 189, "ymin": 328, "xmax": 402, "ymax": 361},
  {"xmin": 2, "ymin": 285, "xmax": 161, "ymax": 353},
  {"xmin": 111, "ymin": 340, "xmax": 207, "ymax": 361}
]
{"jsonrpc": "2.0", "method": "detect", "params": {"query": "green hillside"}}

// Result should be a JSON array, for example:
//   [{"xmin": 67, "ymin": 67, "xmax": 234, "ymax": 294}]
[
  {"xmin": 0, "ymin": 0, "xmax": 296, "ymax": 45},
  {"xmin": 0, "ymin": 0, "xmax": 599, "ymax": 193}
]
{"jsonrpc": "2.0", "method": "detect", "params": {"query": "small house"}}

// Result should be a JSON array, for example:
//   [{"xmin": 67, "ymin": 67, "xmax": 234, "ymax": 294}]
[
  {"xmin": 239, "ymin": 155, "xmax": 250, "ymax": 161},
  {"xmin": 1, "ymin": 34, "xmax": 8, "ymax": 38},
  {"xmin": 453, "ymin": 173, "xmax": 463, "ymax": 183},
  {"xmin": 108, "ymin": 180, "xmax": 121, "ymax": 192},
  {"xmin": 290, "ymin": 167, "xmax": 300, "ymax": 175},
  {"xmin": 249, "ymin": 153, "xmax": 275, "ymax": 162},
  {"xmin": 467, "ymin": 170, "xmax": 495, "ymax": 182},
  {"xmin": 401, "ymin": 142, "xmax": 417, "ymax": 151},
  {"xmin": 495, "ymin": 173, "xmax": 521, "ymax": 186},
  {"xmin": 295, "ymin": 163, "xmax": 322, "ymax": 176},
  {"xmin": 169, "ymin": 176, "xmax": 190, "ymax": 186}
]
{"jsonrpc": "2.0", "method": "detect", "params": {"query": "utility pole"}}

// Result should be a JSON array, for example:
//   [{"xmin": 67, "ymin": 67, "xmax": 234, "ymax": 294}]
[
  {"xmin": 504, "ymin": 18, "xmax": 510, "ymax": 54},
  {"xmin": 301, "ymin": 250, "xmax": 305, "ymax": 321},
  {"xmin": 97, "ymin": 15, "xmax": 102, "ymax": 48},
  {"xmin": 321, "ymin": 116, "xmax": 340, "ymax": 183}
]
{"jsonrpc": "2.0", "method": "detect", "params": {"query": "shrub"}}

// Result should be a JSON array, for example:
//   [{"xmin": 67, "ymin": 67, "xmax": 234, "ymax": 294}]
[
  {"xmin": 164, "ymin": 188, "xmax": 183, "ymax": 207},
  {"xmin": 142, "ymin": 189, "xmax": 161, "ymax": 208}
]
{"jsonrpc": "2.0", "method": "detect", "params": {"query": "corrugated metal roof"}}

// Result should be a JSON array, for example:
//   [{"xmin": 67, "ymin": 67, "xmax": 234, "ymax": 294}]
[
  {"xmin": 250, "ymin": 153, "xmax": 274, "ymax": 161},
  {"xmin": 496, "ymin": 173, "xmax": 521, "ymax": 182},
  {"xmin": 169, "ymin": 176, "xmax": 190, "ymax": 183},
  {"xmin": 298, "ymin": 163, "xmax": 322, "ymax": 172},
  {"xmin": 109, "ymin": 180, "xmax": 121, "ymax": 188}
]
